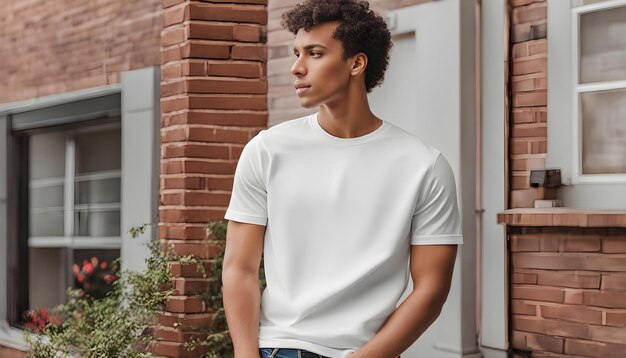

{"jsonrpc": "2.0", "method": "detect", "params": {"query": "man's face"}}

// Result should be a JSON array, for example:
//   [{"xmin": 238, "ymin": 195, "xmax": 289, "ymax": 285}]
[{"xmin": 291, "ymin": 21, "xmax": 354, "ymax": 108}]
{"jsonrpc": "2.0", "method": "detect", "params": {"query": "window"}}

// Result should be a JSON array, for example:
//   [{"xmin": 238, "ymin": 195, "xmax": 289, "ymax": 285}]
[
  {"xmin": 573, "ymin": 1, "xmax": 626, "ymax": 182},
  {"xmin": 27, "ymin": 119, "xmax": 121, "ymax": 310}
]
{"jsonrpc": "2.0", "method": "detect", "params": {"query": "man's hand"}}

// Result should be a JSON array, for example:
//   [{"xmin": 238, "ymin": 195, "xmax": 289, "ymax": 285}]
[
  {"xmin": 348, "ymin": 244, "xmax": 459, "ymax": 358},
  {"xmin": 222, "ymin": 220, "xmax": 266, "ymax": 358}
]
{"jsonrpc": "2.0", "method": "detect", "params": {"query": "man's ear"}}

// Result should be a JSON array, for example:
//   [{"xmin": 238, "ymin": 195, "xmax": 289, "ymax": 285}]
[{"xmin": 350, "ymin": 53, "xmax": 368, "ymax": 76}]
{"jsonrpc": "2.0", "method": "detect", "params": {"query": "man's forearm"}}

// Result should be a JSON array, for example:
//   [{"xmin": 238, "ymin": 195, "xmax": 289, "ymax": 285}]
[
  {"xmin": 351, "ymin": 286, "xmax": 447, "ymax": 358},
  {"xmin": 223, "ymin": 270, "xmax": 262, "ymax": 357}
]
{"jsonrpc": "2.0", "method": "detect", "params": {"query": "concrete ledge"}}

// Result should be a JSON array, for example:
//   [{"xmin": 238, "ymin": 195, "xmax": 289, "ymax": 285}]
[{"xmin": 498, "ymin": 208, "xmax": 626, "ymax": 227}]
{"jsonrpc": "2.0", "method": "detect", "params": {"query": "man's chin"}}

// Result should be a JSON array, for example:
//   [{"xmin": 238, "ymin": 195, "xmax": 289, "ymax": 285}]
[{"xmin": 298, "ymin": 99, "xmax": 319, "ymax": 109}]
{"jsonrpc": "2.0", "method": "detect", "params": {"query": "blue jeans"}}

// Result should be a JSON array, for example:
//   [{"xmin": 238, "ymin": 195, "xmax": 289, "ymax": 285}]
[{"xmin": 259, "ymin": 348, "xmax": 329, "ymax": 358}]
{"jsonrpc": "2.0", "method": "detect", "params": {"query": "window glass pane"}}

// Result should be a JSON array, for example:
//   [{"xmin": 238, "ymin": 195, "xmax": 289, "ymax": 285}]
[
  {"xmin": 580, "ymin": 5, "xmax": 626, "ymax": 83},
  {"xmin": 30, "ymin": 211, "xmax": 64, "ymax": 237},
  {"xmin": 75, "ymin": 178, "xmax": 121, "ymax": 204},
  {"xmin": 29, "ymin": 131, "xmax": 66, "ymax": 181},
  {"xmin": 74, "ymin": 210, "xmax": 120, "ymax": 237},
  {"xmin": 29, "ymin": 248, "xmax": 67, "ymax": 309},
  {"xmin": 581, "ymin": 89, "xmax": 626, "ymax": 174},
  {"xmin": 31, "ymin": 184, "xmax": 64, "ymax": 209},
  {"xmin": 75, "ymin": 126, "xmax": 121, "ymax": 174}
]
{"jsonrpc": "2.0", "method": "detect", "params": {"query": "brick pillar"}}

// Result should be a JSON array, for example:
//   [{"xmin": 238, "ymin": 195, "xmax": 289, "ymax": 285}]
[
  {"xmin": 508, "ymin": 0, "xmax": 551, "ymax": 208},
  {"xmin": 157, "ymin": 0, "xmax": 268, "ymax": 356}
]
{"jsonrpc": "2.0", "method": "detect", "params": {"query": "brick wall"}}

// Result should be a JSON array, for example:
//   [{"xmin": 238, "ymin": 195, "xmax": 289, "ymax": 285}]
[
  {"xmin": 509, "ymin": 226, "xmax": 626, "ymax": 357},
  {"xmin": 508, "ymin": 0, "xmax": 550, "ymax": 208},
  {"xmin": 0, "ymin": 0, "xmax": 162, "ymax": 104},
  {"xmin": 267, "ymin": 0, "xmax": 431, "ymax": 126},
  {"xmin": 158, "ymin": 0, "xmax": 268, "ymax": 356}
]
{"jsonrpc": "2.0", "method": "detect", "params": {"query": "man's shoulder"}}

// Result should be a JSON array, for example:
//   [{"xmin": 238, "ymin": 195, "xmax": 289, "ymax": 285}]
[{"xmin": 384, "ymin": 122, "xmax": 441, "ymax": 159}]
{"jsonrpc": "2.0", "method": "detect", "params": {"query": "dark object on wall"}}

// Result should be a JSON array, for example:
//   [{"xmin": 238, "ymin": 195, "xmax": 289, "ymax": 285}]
[{"xmin": 530, "ymin": 169, "xmax": 561, "ymax": 188}]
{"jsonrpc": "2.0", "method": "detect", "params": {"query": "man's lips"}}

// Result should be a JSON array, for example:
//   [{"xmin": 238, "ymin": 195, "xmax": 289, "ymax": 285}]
[{"xmin": 295, "ymin": 84, "xmax": 311, "ymax": 95}]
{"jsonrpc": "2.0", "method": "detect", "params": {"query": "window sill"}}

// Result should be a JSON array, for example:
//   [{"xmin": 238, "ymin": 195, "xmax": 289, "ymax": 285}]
[
  {"xmin": 497, "ymin": 207, "xmax": 626, "ymax": 227},
  {"xmin": 0, "ymin": 321, "xmax": 27, "ymax": 352}
]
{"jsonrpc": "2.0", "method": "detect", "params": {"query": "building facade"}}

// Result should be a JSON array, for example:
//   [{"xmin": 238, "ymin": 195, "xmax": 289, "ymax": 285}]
[{"xmin": 1, "ymin": 0, "xmax": 625, "ymax": 357}]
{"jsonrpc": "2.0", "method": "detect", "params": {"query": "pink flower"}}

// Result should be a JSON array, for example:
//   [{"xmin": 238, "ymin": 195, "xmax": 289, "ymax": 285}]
[
  {"xmin": 82, "ymin": 262, "xmax": 94, "ymax": 275},
  {"xmin": 90, "ymin": 256, "xmax": 98, "ymax": 267},
  {"xmin": 77, "ymin": 273, "xmax": 85, "ymax": 283},
  {"xmin": 100, "ymin": 261, "xmax": 107, "ymax": 270},
  {"xmin": 72, "ymin": 264, "xmax": 80, "ymax": 277},
  {"xmin": 103, "ymin": 274, "xmax": 117, "ymax": 284}
]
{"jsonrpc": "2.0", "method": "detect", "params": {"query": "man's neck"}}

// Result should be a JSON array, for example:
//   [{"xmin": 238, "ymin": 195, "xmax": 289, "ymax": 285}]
[{"xmin": 317, "ymin": 87, "xmax": 381, "ymax": 139}]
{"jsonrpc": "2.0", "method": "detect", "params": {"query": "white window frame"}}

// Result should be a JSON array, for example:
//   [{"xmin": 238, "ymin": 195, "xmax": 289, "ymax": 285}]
[
  {"xmin": 28, "ymin": 121, "xmax": 123, "ymax": 250},
  {"xmin": 571, "ymin": 0, "xmax": 626, "ymax": 184}
]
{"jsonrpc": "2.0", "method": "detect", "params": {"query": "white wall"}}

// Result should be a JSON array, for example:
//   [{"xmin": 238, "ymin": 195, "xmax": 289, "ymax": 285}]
[{"xmin": 369, "ymin": 1, "xmax": 480, "ymax": 357}]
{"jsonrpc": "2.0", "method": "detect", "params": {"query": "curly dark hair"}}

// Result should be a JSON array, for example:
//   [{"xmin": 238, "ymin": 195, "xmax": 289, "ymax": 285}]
[{"xmin": 281, "ymin": 0, "xmax": 392, "ymax": 93}]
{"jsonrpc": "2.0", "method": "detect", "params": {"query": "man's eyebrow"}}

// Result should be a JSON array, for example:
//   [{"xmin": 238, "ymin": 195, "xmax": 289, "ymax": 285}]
[{"xmin": 293, "ymin": 44, "xmax": 328, "ymax": 52}]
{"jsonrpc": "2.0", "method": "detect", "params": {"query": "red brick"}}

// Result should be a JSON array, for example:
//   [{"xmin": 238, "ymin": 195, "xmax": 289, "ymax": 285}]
[
  {"xmin": 163, "ymin": 110, "xmax": 267, "ymax": 127},
  {"xmin": 160, "ymin": 208, "xmax": 227, "ymax": 223},
  {"xmin": 512, "ymin": 272, "xmax": 538, "ymax": 284},
  {"xmin": 511, "ymin": 123, "xmax": 548, "ymax": 138},
  {"xmin": 159, "ymin": 223, "xmax": 208, "ymax": 240},
  {"xmin": 188, "ymin": 94, "xmax": 268, "ymax": 111},
  {"xmin": 511, "ymin": 140, "xmax": 530, "ymax": 155},
  {"xmin": 513, "ymin": 90, "xmax": 547, "ymax": 107},
  {"xmin": 512, "ymin": 175, "xmax": 531, "ymax": 189},
  {"xmin": 511, "ymin": 285, "xmax": 564, "ymax": 303},
  {"xmin": 157, "ymin": 311, "xmax": 216, "ymax": 329},
  {"xmin": 588, "ymin": 324, "xmax": 626, "ymax": 344},
  {"xmin": 152, "ymin": 326, "xmax": 205, "ymax": 343},
  {"xmin": 601, "ymin": 274, "xmax": 626, "ymax": 291},
  {"xmin": 583, "ymin": 291, "xmax": 626, "ymax": 309},
  {"xmin": 189, "ymin": 3, "xmax": 267, "ymax": 24},
  {"xmin": 513, "ymin": 252, "xmax": 626, "ymax": 272},
  {"xmin": 511, "ymin": 236, "xmax": 540, "ymax": 252},
  {"xmin": 161, "ymin": 191, "xmax": 231, "ymax": 206},
  {"xmin": 234, "ymin": 24, "xmax": 263, "ymax": 42},
  {"xmin": 565, "ymin": 339, "xmax": 626, "ymax": 358},
  {"xmin": 161, "ymin": 176, "xmax": 206, "ymax": 190},
  {"xmin": 163, "ymin": 143, "xmax": 230, "ymax": 159},
  {"xmin": 606, "ymin": 311, "xmax": 626, "ymax": 326},
  {"xmin": 166, "ymin": 295, "xmax": 206, "ymax": 313},
  {"xmin": 510, "ymin": 156, "xmax": 546, "ymax": 171},
  {"xmin": 561, "ymin": 236, "xmax": 601, "ymax": 252},
  {"xmin": 206, "ymin": 61, "xmax": 263, "ymax": 78},
  {"xmin": 165, "ymin": 240, "xmax": 224, "ymax": 260},
  {"xmin": 540, "ymin": 305, "xmax": 602, "ymax": 325},
  {"xmin": 603, "ymin": 237, "xmax": 626, "ymax": 253},
  {"xmin": 173, "ymin": 277, "xmax": 212, "ymax": 295},
  {"xmin": 512, "ymin": 73, "xmax": 547, "ymax": 93},
  {"xmin": 232, "ymin": 44, "xmax": 267, "ymax": 61},
  {"xmin": 149, "ymin": 338, "xmax": 209, "ymax": 357},
  {"xmin": 537, "ymin": 271, "xmax": 601, "ymax": 289},
  {"xmin": 513, "ymin": 54, "xmax": 547, "ymax": 76},
  {"xmin": 525, "ymin": 332, "xmax": 564, "ymax": 353},
  {"xmin": 512, "ymin": 21, "xmax": 547, "ymax": 43},
  {"xmin": 162, "ymin": 26, "xmax": 186, "ymax": 47},
  {"xmin": 188, "ymin": 22, "xmax": 234, "ymax": 41},
  {"xmin": 511, "ymin": 316, "xmax": 590, "ymax": 340},
  {"xmin": 170, "ymin": 260, "xmax": 215, "ymax": 278},
  {"xmin": 512, "ymin": 299, "xmax": 538, "ymax": 315},
  {"xmin": 512, "ymin": 2, "xmax": 547, "ymax": 25},
  {"xmin": 530, "ymin": 140, "xmax": 546, "ymax": 154},
  {"xmin": 512, "ymin": 39, "xmax": 547, "ymax": 58}
]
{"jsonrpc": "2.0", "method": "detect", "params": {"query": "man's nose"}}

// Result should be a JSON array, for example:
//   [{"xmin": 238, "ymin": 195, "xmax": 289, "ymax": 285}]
[{"xmin": 291, "ymin": 56, "xmax": 306, "ymax": 76}]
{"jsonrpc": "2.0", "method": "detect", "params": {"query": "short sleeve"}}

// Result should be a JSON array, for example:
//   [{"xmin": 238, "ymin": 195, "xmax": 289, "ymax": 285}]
[
  {"xmin": 410, "ymin": 153, "xmax": 463, "ymax": 245},
  {"xmin": 224, "ymin": 132, "xmax": 269, "ymax": 226}
]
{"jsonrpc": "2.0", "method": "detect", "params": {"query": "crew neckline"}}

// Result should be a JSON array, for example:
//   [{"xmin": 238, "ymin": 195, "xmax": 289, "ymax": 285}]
[{"xmin": 308, "ymin": 112, "xmax": 390, "ymax": 146}]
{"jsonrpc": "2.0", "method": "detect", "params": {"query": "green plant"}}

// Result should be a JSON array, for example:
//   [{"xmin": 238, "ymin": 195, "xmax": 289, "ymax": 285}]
[{"xmin": 23, "ymin": 224, "xmax": 174, "ymax": 357}]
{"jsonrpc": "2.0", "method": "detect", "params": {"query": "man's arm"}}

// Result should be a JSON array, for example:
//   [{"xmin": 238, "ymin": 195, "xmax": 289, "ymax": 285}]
[
  {"xmin": 349, "ymin": 244, "xmax": 458, "ymax": 358},
  {"xmin": 222, "ymin": 220, "xmax": 266, "ymax": 358}
]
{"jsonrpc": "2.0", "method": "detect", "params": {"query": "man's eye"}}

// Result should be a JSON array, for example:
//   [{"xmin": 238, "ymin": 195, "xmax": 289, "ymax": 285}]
[{"xmin": 310, "ymin": 52, "xmax": 322, "ymax": 57}]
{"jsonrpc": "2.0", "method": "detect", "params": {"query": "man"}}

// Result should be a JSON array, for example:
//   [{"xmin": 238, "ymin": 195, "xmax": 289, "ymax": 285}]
[{"xmin": 222, "ymin": 1, "xmax": 462, "ymax": 357}]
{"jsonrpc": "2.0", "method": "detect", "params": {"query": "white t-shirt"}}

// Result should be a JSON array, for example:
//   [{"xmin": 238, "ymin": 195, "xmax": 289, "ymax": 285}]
[{"xmin": 224, "ymin": 112, "xmax": 463, "ymax": 358}]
